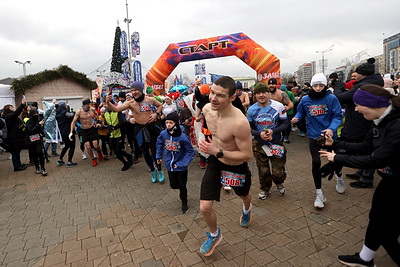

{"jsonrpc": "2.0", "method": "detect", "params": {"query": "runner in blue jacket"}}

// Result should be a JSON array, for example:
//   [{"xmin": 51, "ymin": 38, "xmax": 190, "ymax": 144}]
[
  {"xmin": 292, "ymin": 73, "xmax": 343, "ymax": 209},
  {"xmin": 156, "ymin": 112, "xmax": 194, "ymax": 213}
]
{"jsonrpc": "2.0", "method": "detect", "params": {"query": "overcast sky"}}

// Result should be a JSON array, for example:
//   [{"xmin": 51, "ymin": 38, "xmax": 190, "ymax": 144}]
[{"xmin": 1, "ymin": 0, "xmax": 399, "ymax": 83}]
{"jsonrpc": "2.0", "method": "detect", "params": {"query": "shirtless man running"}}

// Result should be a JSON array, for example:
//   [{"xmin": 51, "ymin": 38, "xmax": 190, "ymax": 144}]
[
  {"xmin": 106, "ymin": 81, "xmax": 165, "ymax": 183},
  {"xmin": 70, "ymin": 99, "xmax": 103, "ymax": 167},
  {"xmin": 197, "ymin": 76, "xmax": 253, "ymax": 256},
  {"xmin": 267, "ymin": 78, "xmax": 294, "ymax": 111}
]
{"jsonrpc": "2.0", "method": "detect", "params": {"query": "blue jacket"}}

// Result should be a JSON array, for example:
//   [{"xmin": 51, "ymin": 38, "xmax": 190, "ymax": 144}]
[
  {"xmin": 294, "ymin": 91, "xmax": 343, "ymax": 139},
  {"xmin": 156, "ymin": 127, "xmax": 194, "ymax": 172}
]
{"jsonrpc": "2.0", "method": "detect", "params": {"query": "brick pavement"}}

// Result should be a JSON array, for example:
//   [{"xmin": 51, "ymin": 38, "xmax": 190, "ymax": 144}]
[{"xmin": 0, "ymin": 134, "xmax": 395, "ymax": 266}]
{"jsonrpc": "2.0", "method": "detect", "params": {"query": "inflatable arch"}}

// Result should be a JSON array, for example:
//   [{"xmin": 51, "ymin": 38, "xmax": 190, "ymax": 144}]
[{"xmin": 145, "ymin": 32, "xmax": 280, "ymax": 94}]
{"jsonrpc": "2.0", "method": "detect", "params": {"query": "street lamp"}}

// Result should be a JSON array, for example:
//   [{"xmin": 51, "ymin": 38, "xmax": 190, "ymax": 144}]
[
  {"xmin": 316, "ymin": 44, "xmax": 334, "ymax": 73},
  {"xmin": 124, "ymin": 0, "xmax": 133, "ymax": 81},
  {"xmin": 15, "ymin": 60, "xmax": 31, "ymax": 76}
]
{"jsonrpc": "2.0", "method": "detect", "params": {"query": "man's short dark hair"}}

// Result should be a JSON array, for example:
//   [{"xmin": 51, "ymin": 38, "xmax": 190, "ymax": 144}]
[{"xmin": 214, "ymin": 76, "xmax": 236, "ymax": 97}]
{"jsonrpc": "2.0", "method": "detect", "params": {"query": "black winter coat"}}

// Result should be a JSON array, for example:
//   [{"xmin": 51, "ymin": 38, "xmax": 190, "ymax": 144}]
[
  {"xmin": 55, "ymin": 106, "xmax": 75, "ymax": 137},
  {"xmin": 2, "ymin": 103, "xmax": 26, "ymax": 146},
  {"xmin": 334, "ymin": 107, "xmax": 400, "ymax": 178},
  {"xmin": 337, "ymin": 74, "xmax": 384, "ymax": 140}
]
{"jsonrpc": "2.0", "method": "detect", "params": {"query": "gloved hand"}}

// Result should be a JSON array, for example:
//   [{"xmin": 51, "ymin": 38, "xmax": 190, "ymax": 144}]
[
  {"xmin": 320, "ymin": 162, "xmax": 336, "ymax": 181},
  {"xmin": 68, "ymin": 133, "xmax": 73, "ymax": 141}
]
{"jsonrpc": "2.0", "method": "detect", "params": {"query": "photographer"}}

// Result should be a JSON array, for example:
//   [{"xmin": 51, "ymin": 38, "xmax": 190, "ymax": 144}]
[
  {"xmin": 291, "ymin": 73, "xmax": 343, "ymax": 209},
  {"xmin": 2, "ymin": 99, "xmax": 27, "ymax": 171}
]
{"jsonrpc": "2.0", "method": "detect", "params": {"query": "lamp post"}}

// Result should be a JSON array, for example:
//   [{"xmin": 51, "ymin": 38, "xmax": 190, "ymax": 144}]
[
  {"xmin": 123, "ymin": 0, "xmax": 133, "ymax": 82},
  {"xmin": 15, "ymin": 60, "xmax": 31, "ymax": 76},
  {"xmin": 316, "ymin": 44, "xmax": 334, "ymax": 73}
]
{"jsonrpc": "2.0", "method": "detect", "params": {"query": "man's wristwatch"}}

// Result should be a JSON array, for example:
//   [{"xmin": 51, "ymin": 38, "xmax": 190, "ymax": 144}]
[{"xmin": 216, "ymin": 149, "xmax": 224, "ymax": 158}]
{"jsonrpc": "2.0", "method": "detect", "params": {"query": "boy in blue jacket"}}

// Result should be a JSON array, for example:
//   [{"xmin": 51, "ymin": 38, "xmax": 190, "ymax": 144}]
[
  {"xmin": 292, "ymin": 73, "xmax": 343, "ymax": 209},
  {"xmin": 156, "ymin": 112, "xmax": 195, "ymax": 213}
]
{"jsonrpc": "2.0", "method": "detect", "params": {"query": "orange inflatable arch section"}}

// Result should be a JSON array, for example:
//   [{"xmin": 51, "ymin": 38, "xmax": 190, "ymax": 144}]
[{"xmin": 146, "ymin": 32, "xmax": 280, "ymax": 94}]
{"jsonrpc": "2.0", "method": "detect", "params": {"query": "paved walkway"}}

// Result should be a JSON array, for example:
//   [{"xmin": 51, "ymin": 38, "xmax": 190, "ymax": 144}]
[{"xmin": 0, "ymin": 134, "xmax": 394, "ymax": 266}]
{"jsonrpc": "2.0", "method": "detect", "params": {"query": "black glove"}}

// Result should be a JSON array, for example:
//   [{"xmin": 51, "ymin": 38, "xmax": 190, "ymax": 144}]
[
  {"xmin": 109, "ymin": 125, "xmax": 115, "ymax": 132},
  {"xmin": 320, "ymin": 162, "xmax": 340, "ymax": 181}
]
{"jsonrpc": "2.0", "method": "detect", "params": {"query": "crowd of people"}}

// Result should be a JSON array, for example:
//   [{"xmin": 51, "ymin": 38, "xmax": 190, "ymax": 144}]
[{"xmin": 1, "ymin": 58, "xmax": 399, "ymax": 266}]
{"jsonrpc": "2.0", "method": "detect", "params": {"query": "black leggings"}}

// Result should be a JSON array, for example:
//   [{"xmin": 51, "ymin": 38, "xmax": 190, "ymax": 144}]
[
  {"xmin": 308, "ymin": 138, "xmax": 340, "ymax": 189},
  {"xmin": 110, "ymin": 137, "xmax": 131, "ymax": 166},
  {"xmin": 28, "ymin": 142, "xmax": 45, "ymax": 171},
  {"xmin": 365, "ymin": 177, "xmax": 400, "ymax": 265},
  {"xmin": 168, "ymin": 170, "xmax": 188, "ymax": 204},
  {"xmin": 60, "ymin": 135, "xmax": 76, "ymax": 162},
  {"xmin": 99, "ymin": 135, "xmax": 111, "ymax": 156}
]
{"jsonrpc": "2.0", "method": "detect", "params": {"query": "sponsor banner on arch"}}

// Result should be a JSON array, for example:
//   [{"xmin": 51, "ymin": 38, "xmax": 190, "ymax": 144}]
[{"xmin": 146, "ymin": 32, "xmax": 280, "ymax": 94}]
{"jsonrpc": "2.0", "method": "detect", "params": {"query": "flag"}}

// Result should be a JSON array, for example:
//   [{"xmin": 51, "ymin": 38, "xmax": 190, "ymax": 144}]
[
  {"xmin": 131, "ymin": 32, "xmax": 140, "ymax": 57},
  {"xmin": 133, "ymin": 60, "xmax": 142, "ymax": 82},
  {"xmin": 120, "ymin": 31, "xmax": 128, "ymax": 59}
]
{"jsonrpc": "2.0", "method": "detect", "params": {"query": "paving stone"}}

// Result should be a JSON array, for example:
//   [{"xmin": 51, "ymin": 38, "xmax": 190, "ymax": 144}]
[{"xmin": 0, "ymin": 134, "xmax": 394, "ymax": 267}]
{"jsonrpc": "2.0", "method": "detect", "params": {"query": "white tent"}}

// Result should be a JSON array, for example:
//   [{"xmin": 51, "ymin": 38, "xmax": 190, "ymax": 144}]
[{"xmin": 0, "ymin": 84, "xmax": 15, "ymax": 109}]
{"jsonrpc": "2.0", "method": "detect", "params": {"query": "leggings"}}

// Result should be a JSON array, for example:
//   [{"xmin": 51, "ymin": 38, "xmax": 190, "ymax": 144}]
[
  {"xmin": 365, "ymin": 177, "xmax": 400, "ymax": 265},
  {"xmin": 59, "ymin": 135, "xmax": 76, "ymax": 162},
  {"xmin": 168, "ymin": 170, "xmax": 188, "ymax": 204}
]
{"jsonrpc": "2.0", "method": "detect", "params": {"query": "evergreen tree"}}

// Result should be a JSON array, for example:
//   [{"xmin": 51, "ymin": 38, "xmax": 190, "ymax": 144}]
[{"xmin": 110, "ymin": 26, "xmax": 123, "ymax": 73}]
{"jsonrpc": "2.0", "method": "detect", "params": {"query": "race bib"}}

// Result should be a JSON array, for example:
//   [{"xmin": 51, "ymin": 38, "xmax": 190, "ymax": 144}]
[
  {"xmin": 29, "ymin": 134, "xmax": 41, "ymax": 142},
  {"xmin": 220, "ymin": 170, "xmax": 245, "ymax": 188},
  {"xmin": 262, "ymin": 144, "xmax": 285, "ymax": 158}
]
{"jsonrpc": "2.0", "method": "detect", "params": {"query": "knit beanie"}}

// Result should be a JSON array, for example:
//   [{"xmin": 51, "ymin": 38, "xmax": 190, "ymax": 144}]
[
  {"xmin": 253, "ymin": 82, "xmax": 269, "ymax": 94},
  {"xmin": 131, "ymin": 81, "xmax": 144, "ymax": 92},
  {"xmin": 165, "ymin": 112, "xmax": 179, "ymax": 125},
  {"xmin": 236, "ymin": 81, "xmax": 243, "ymax": 90},
  {"xmin": 82, "ymin": 99, "xmax": 91, "ymax": 105},
  {"xmin": 165, "ymin": 112, "xmax": 181, "ymax": 137},
  {"xmin": 311, "ymin": 73, "xmax": 327, "ymax": 86},
  {"xmin": 355, "ymin": 58, "xmax": 376, "ymax": 76},
  {"xmin": 280, "ymin": 85, "xmax": 287, "ymax": 91},
  {"xmin": 329, "ymin": 73, "xmax": 338, "ymax": 79},
  {"xmin": 146, "ymin": 86, "xmax": 154, "ymax": 94}
]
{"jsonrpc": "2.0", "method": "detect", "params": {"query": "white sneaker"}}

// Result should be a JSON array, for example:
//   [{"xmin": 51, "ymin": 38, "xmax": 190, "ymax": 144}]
[
  {"xmin": 277, "ymin": 184, "xmax": 286, "ymax": 196},
  {"xmin": 314, "ymin": 194, "xmax": 326, "ymax": 208},
  {"xmin": 336, "ymin": 177, "xmax": 346, "ymax": 194},
  {"xmin": 223, "ymin": 186, "xmax": 232, "ymax": 191},
  {"xmin": 82, "ymin": 153, "xmax": 87, "ymax": 160},
  {"xmin": 258, "ymin": 191, "xmax": 270, "ymax": 200}
]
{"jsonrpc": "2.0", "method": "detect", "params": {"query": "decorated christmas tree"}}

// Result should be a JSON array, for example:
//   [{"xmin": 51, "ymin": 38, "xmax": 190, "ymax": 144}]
[
  {"xmin": 108, "ymin": 26, "xmax": 124, "ymax": 88},
  {"xmin": 111, "ymin": 26, "xmax": 123, "ymax": 73}
]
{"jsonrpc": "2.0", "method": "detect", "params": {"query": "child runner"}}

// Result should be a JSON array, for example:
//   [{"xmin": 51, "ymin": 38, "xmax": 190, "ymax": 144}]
[{"xmin": 156, "ymin": 112, "xmax": 194, "ymax": 213}]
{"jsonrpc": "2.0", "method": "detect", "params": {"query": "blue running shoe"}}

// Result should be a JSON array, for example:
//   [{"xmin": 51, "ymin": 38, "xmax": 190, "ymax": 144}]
[
  {"xmin": 151, "ymin": 170, "xmax": 157, "ymax": 183},
  {"xmin": 158, "ymin": 171, "xmax": 165, "ymax": 183},
  {"xmin": 240, "ymin": 204, "xmax": 252, "ymax": 228},
  {"xmin": 67, "ymin": 162, "xmax": 78, "ymax": 168},
  {"xmin": 56, "ymin": 160, "xmax": 65, "ymax": 166},
  {"xmin": 200, "ymin": 227, "xmax": 222, "ymax": 256}
]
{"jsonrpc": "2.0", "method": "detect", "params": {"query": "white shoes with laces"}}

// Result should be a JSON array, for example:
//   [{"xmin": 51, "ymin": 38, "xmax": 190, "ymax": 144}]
[{"xmin": 314, "ymin": 194, "xmax": 326, "ymax": 209}]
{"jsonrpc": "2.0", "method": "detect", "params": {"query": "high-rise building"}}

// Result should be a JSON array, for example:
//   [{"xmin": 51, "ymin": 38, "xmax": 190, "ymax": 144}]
[
  {"xmin": 296, "ymin": 61, "xmax": 316, "ymax": 85},
  {"xmin": 383, "ymin": 32, "xmax": 400, "ymax": 74}
]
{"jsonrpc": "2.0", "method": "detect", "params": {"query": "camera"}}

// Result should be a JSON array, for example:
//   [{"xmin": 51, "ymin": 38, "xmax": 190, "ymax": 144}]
[{"xmin": 315, "ymin": 135, "xmax": 326, "ymax": 146}]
